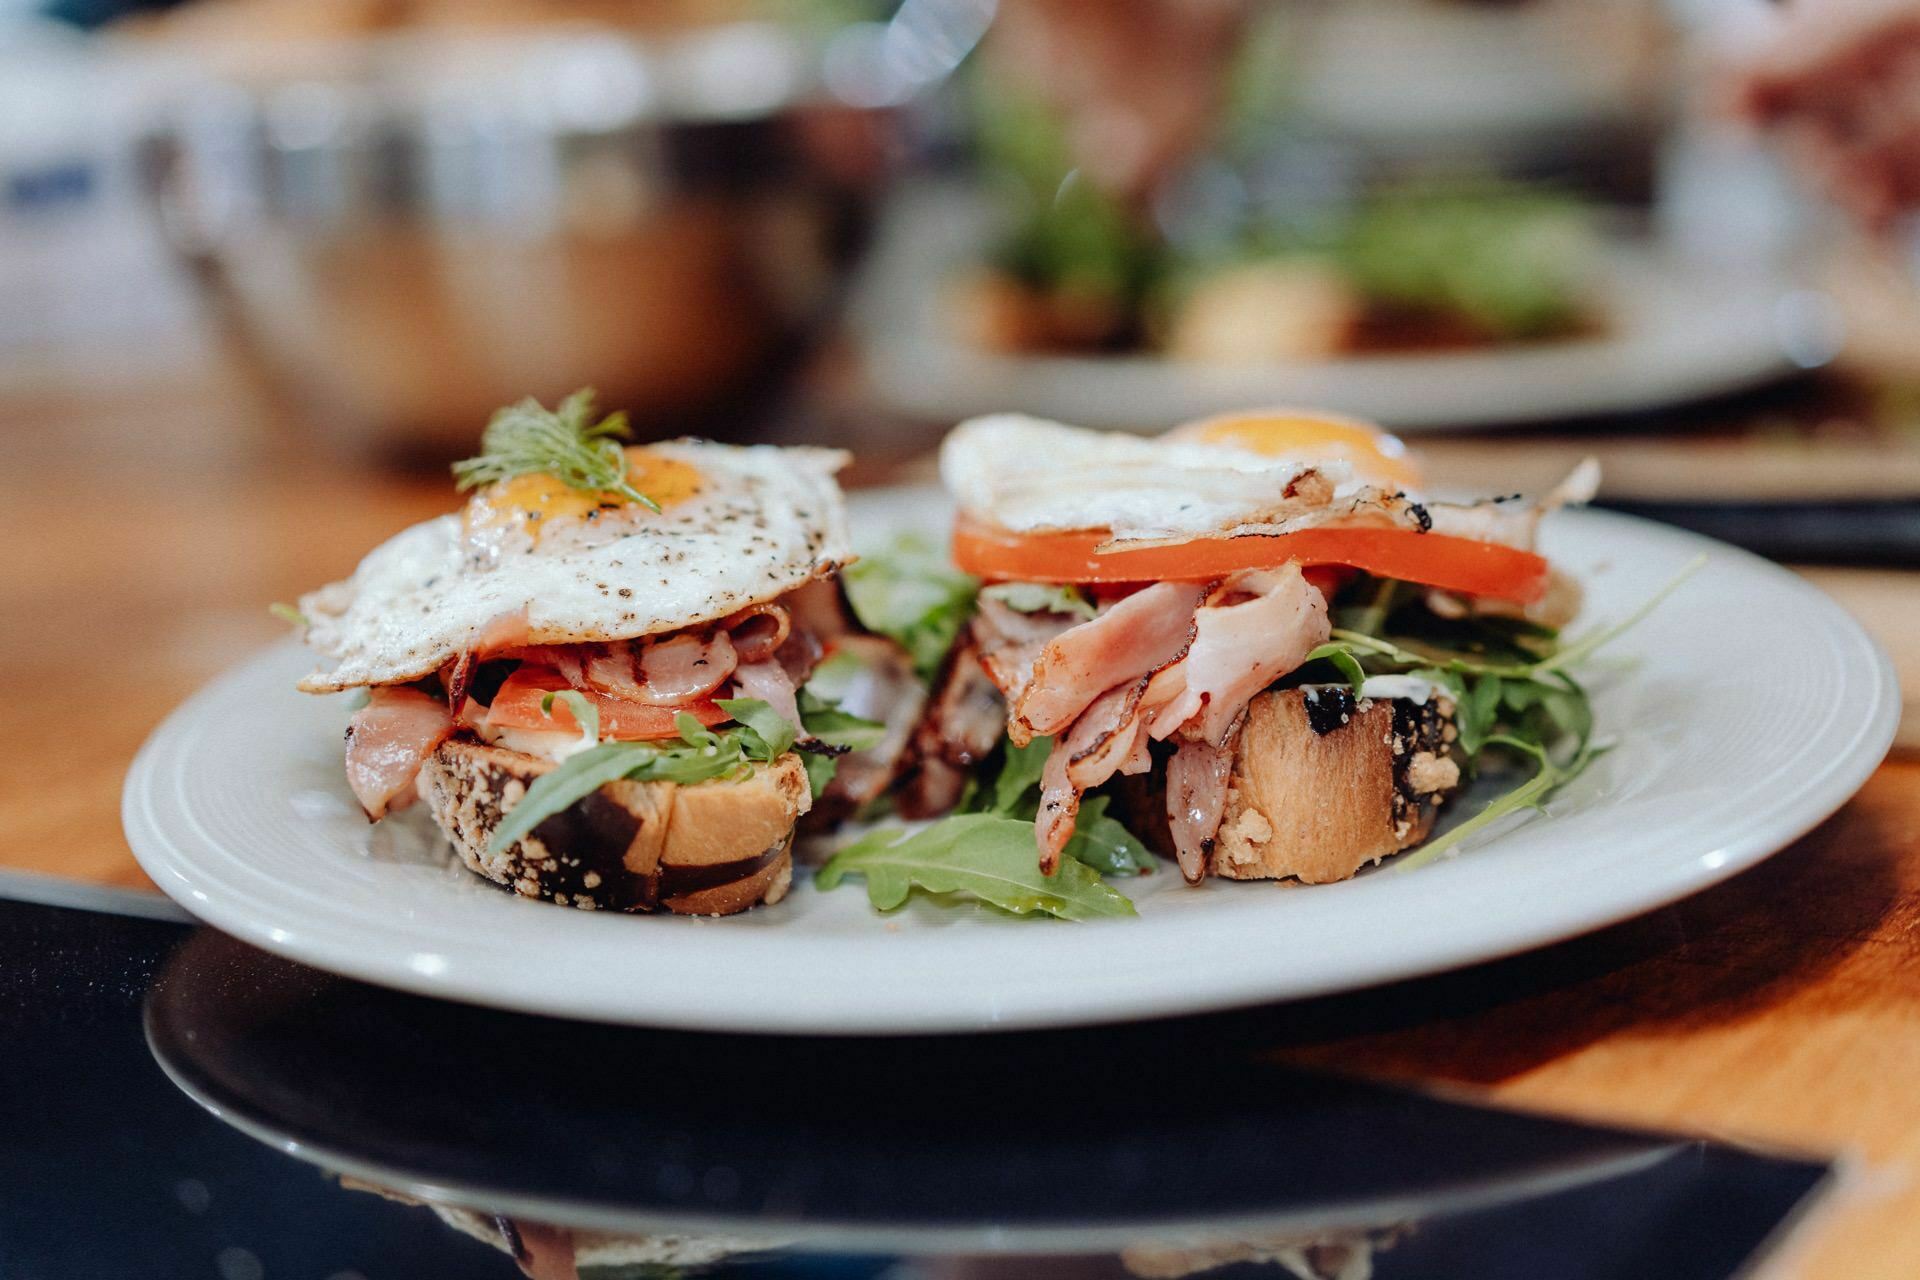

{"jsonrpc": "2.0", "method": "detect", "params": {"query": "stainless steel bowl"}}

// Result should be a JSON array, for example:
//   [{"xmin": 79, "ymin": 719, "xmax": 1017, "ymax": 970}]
[{"xmin": 146, "ymin": 22, "xmax": 896, "ymax": 459}]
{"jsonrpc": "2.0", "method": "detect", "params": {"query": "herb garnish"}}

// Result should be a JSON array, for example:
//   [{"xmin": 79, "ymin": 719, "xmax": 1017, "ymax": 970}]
[
  {"xmin": 452, "ymin": 388, "xmax": 659, "ymax": 512},
  {"xmin": 268, "ymin": 602, "xmax": 308, "ymax": 628}
]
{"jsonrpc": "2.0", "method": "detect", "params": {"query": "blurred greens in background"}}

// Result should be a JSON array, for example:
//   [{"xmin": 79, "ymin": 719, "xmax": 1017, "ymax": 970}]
[{"xmin": 959, "ymin": 62, "xmax": 1600, "ymax": 363}]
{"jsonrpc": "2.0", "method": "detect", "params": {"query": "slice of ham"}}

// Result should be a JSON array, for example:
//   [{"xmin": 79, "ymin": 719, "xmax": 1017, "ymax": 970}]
[
  {"xmin": 1036, "ymin": 737, "xmax": 1081, "ymax": 874},
  {"xmin": 730, "ymin": 657, "xmax": 800, "ymax": 732},
  {"xmin": 344, "ymin": 687, "xmax": 454, "ymax": 821},
  {"xmin": 971, "ymin": 596, "xmax": 1075, "ymax": 707},
  {"xmin": 1035, "ymin": 679, "xmax": 1152, "ymax": 870},
  {"xmin": 1165, "ymin": 736, "xmax": 1235, "ymax": 883},
  {"xmin": 1062, "ymin": 679, "xmax": 1148, "ymax": 792},
  {"xmin": 584, "ymin": 641, "xmax": 648, "ymax": 701},
  {"xmin": 635, "ymin": 631, "xmax": 738, "ymax": 704},
  {"xmin": 897, "ymin": 635, "xmax": 1009, "ymax": 819},
  {"xmin": 818, "ymin": 635, "xmax": 929, "ymax": 814},
  {"xmin": 1144, "ymin": 565, "xmax": 1330, "ymax": 746},
  {"xmin": 1010, "ymin": 581, "xmax": 1205, "ymax": 744},
  {"xmin": 444, "ymin": 608, "xmax": 534, "ymax": 706},
  {"xmin": 722, "ymin": 603, "xmax": 791, "ymax": 664}
]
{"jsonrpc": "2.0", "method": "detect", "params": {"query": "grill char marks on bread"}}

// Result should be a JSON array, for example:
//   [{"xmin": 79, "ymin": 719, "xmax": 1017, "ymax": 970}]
[
  {"xmin": 419, "ymin": 737, "xmax": 808, "ymax": 916},
  {"xmin": 1125, "ymin": 688, "xmax": 1461, "ymax": 883}
]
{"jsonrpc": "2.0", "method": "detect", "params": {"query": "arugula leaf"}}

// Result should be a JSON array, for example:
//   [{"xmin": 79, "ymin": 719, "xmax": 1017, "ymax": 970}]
[
  {"xmin": 799, "ymin": 649, "xmax": 865, "ymax": 702},
  {"xmin": 980, "ymin": 581, "xmax": 1097, "ymax": 620},
  {"xmin": 489, "ymin": 743, "xmax": 664, "ymax": 853},
  {"xmin": 1315, "ymin": 558, "xmax": 1698, "ymax": 869},
  {"xmin": 269, "ymin": 602, "xmax": 308, "ymax": 628},
  {"xmin": 540, "ymin": 689, "xmax": 600, "ymax": 747},
  {"xmin": 1302, "ymin": 642, "xmax": 1368, "ymax": 695},
  {"xmin": 1066, "ymin": 795, "xmax": 1157, "ymax": 876},
  {"xmin": 1394, "ymin": 735, "xmax": 1601, "ymax": 872},
  {"xmin": 842, "ymin": 534, "xmax": 979, "ymax": 681},
  {"xmin": 800, "ymin": 751, "xmax": 839, "ymax": 801},
  {"xmin": 796, "ymin": 687, "xmax": 886, "ymax": 752},
  {"xmin": 987, "ymin": 735, "xmax": 1053, "ymax": 816},
  {"xmin": 716, "ymin": 697, "xmax": 798, "ymax": 760},
  {"xmin": 816, "ymin": 815, "xmax": 1136, "ymax": 920},
  {"xmin": 488, "ymin": 719, "xmax": 772, "ymax": 855}
]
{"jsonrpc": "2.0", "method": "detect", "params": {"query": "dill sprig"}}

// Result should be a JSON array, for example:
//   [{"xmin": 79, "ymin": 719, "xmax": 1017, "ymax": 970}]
[{"xmin": 451, "ymin": 389, "xmax": 659, "ymax": 512}]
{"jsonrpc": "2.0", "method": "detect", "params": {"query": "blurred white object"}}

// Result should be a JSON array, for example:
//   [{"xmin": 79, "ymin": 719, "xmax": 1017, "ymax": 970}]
[
  {"xmin": 0, "ymin": 21, "xmax": 213, "ymax": 393},
  {"xmin": 1285, "ymin": 0, "xmax": 1669, "ymax": 156}
]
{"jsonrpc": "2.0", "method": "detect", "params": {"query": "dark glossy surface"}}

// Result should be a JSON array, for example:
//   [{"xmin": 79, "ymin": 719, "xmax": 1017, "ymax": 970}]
[{"xmin": 0, "ymin": 896, "xmax": 1830, "ymax": 1278}]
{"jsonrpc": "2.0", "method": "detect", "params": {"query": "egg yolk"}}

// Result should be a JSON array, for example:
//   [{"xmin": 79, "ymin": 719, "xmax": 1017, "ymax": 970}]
[
  {"xmin": 463, "ymin": 447, "xmax": 702, "ymax": 543},
  {"xmin": 1170, "ymin": 411, "xmax": 1423, "ymax": 490}
]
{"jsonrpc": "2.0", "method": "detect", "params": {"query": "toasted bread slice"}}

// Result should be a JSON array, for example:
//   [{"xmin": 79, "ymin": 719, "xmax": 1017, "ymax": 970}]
[
  {"xmin": 1119, "ymin": 687, "xmax": 1460, "ymax": 883},
  {"xmin": 1210, "ymin": 688, "xmax": 1460, "ymax": 883},
  {"xmin": 418, "ymin": 736, "xmax": 809, "ymax": 916}
]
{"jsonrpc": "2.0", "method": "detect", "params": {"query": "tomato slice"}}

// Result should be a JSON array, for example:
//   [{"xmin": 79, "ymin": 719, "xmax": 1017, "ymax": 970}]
[
  {"xmin": 486, "ymin": 665, "xmax": 729, "ymax": 741},
  {"xmin": 952, "ymin": 515, "xmax": 1549, "ymax": 604}
]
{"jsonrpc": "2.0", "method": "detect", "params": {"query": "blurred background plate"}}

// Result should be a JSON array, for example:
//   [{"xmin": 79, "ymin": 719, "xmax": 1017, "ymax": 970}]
[{"xmin": 854, "ymin": 183, "xmax": 1819, "ymax": 432}]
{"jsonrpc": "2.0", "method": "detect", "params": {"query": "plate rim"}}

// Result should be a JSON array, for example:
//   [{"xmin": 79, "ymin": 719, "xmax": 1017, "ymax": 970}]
[{"xmin": 123, "ymin": 507, "xmax": 1900, "ymax": 1034}]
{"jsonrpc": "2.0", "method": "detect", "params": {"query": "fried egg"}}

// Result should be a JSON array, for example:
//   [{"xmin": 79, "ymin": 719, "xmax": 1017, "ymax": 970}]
[
  {"xmin": 939, "ymin": 412, "xmax": 1426, "ymax": 544},
  {"xmin": 298, "ymin": 440, "xmax": 852, "ymax": 693},
  {"xmin": 942, "ymin": 412, "xmax": 1597, "ymax": 553}
]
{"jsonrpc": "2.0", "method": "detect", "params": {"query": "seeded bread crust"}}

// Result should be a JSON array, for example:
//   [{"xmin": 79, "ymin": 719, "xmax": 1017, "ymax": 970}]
[
  {"xmin": 417, "ymin": 735, "xmax": 808, "ymax": 916},
  {"xmin": 1209, "ymin": 688, "xmax": 1460, "ymax": 883}
]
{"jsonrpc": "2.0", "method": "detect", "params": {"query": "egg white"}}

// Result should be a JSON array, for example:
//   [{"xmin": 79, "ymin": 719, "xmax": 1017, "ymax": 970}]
[
  {"xmin": 298, "ymin": 441, "xmax": 852, "ymax": 693},
  {"xmin": 941, "ymin": 414, "xmax": 1598, "ymax": 555},
  {"xmin": 939, "ymin": 414, "xmax": 1367, "ymax": 543}
]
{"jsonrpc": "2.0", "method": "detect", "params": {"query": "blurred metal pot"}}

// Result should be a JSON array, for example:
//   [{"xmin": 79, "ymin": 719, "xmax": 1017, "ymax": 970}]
[{"xmin": 142, "ymin": 22, "xmax": 897, "ymax": 459}]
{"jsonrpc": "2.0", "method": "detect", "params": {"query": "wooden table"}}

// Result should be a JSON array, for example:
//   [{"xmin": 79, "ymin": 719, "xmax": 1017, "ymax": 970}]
[{"xmin": 4, "ymin": 369, "xmax": 1918, "ymax": 1279}]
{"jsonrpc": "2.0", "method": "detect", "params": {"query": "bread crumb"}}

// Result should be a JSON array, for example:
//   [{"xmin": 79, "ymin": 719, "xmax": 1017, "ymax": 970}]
[
  {"xmin": 1224, "ymin": 809, "xmax": 1273, "ymax": 846},
  {"xmin": 1406, "ymin": 752, "xmax": 1460, "ymax": 795}
]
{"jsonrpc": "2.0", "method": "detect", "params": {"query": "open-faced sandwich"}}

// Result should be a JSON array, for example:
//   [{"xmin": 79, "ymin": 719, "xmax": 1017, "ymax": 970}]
[
  {"xmin": 816, "ymin": 408, "xmax": 1620, "ymax": 912},
  {"xmin": 290, "ymin": 390, "xmax": 872, "ymax": 917}
]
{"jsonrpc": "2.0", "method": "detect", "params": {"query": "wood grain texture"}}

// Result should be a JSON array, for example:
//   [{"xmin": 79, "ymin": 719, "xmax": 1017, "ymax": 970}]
[{"xmin": 2, "ymin": 374, "xmax": 1916, "ymax": 1275}]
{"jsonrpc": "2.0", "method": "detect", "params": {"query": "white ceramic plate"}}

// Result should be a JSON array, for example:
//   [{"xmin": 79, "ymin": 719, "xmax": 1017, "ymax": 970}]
[
  {"xmin": 124, "ymin": 494, "xmax": 1897, "ymax": 1034},
  {"xmin": 854, "ymin": 190, "xmax": 1828, "ymax": 432}
]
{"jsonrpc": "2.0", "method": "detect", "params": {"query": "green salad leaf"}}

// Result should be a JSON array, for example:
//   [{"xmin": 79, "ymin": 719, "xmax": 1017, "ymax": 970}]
[
  {"xmin": 796, "ymin": 687, "xmax": 887, "ymax": 753},
  {"xmin": 815, "ymin": 718, "xmax": 1156, "ymax": 918},
  {"xmin": 800, "ymin": 752, "xmax": 838, "ymax": 802},
  {"xmin": 717, "ymin": 697, "xmax": 798, "ymax": 760},
  {"xmin": 1394, "ymin": 735, "xmax": 1599, "ymax": 872},
  {"xmin": 540, "ymin": 689, "xmax": 600, "ymax": 747},
  {"xmin": 1307, "ymin": 557, "xmax": 1701, "ymax": 867},
  {"xmin": 842, "ymin": 534, "xmax": 979, "ymax": 681},
  {"xmin": 487, "ymin": 700, "xmax": 822, "ymax": 855},
  {"xmin": 816, "ymin": 816, "xmax": 1136, "ymax": 920},
  {"xmin": 1064, "ymin": 795, "xmax": 1158, "ymax": 877},
  {"xmin": 980, "ymin": 581, "xmax": 1097, "ymax": 620},
  {"xmin": 984, "ymin": 734, "xmax": 1052, "ymax": 816}
]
